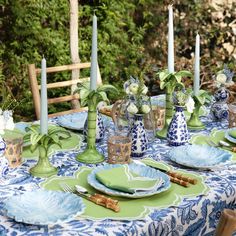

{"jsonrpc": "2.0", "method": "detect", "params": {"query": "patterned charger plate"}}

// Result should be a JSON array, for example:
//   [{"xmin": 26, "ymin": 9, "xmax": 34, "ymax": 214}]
[{"xmin": 87, "ymin": 163, "xmax": 171, "ymax": 198}]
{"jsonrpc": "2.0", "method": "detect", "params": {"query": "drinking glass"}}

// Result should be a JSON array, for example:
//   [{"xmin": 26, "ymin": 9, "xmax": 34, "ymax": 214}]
[{"xmin": 228, "ymin": 102, "xmax": 236, "ymax": 128}]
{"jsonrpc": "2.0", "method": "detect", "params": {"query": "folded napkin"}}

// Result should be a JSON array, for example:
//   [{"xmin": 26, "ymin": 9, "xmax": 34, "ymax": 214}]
[
  {"xmin": 228, "ymin": 129, "xmax": 236, "ymax": 139},
  {"xmin": 95, "ymin": 165, "xmax": 163, "ymax": 194}
]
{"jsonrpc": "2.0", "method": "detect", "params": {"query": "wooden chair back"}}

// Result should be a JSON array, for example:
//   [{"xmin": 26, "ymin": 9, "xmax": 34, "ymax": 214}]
[{"xmin": 28, "ymin": 62, "xmax": 102, "ymax": 119}]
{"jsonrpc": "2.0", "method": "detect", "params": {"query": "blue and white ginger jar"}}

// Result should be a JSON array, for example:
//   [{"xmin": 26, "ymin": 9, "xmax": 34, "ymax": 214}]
[
  {"xmin": 83, "ymin": 112, "xmax": 105, "ymax": 143},
  {"xmin": 130, "ymin": 114, "xmax": 148, "ymax": 158},
  {"xmin": 211, "ymin": 86, "xmax": 229, "ymax": 120},
  {"xmin": 167, "ymin": 106, "xmax": 190, "ymax": 146}
]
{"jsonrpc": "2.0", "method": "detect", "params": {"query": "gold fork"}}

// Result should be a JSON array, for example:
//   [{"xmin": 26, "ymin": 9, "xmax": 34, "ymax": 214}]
[{"xmin": 60, "ymin": 183, "xmax": 120, "ymax": 212}]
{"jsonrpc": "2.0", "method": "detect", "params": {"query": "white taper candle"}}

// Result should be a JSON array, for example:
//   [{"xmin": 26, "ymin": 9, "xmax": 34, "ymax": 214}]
[
  {"xmin": 168, "ymin": 5, "xmax": 174, "ymax": 73},
  {"xmin": 90, "ymin": 14, "xmax": 97, "ymax": 91},
  {"xmin": 40, "ymin": 57, "xmax": 48, "ymax": 134},
  {"xmin": 194, "ymin": 33, "xmax": 200, "ymax": 96}
]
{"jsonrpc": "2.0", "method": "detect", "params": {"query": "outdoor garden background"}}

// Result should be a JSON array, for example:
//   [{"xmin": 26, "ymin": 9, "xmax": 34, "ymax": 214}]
[{"xmin": 0, "ymin": 0, "xmax": 235, "ymax": 121}]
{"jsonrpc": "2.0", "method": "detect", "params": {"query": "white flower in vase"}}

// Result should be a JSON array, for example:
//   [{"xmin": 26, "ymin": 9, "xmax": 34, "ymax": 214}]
[
  {"xmin": 5, "ymin": 117, "xmax": 15, "ymax": 130},
  {"xmin": 125, "ymin": 86, "xmax": 131, "ymax": 95},
  {"xmin": 173, "ymin": 89, "xmax": 195, "ymax": 112},
  {"xmin": 0, "ymin": 116, "xmax": 5, "ymax": 135},
  {"xmin": 127, "ymin": 103, "xmax": 138, "ymax": 114},
  {"xmin": 186, "ymin": 96, "xmax": 195, "ymax": 113},
  {"xmin": 3, "ymin": 110, "xmax": 15, "ymax": 130},
  {"xmin": 124, "ymin": 76, "xmax": 151, "ymax": 115},
  {"xmin": 216, "ymin": 73, "xmax": 227, "ymax": 85},
  {"xmin": 215, "ymin": 65, "xmax": 234, "ymax": 88},
  {"xmin": 141, "ymin": 104, "xmax": 151, "ymax": 114},
  {"xmin": 141, "ymin": 85, "xmax": 148, "ymax": 95},
  {"xmin": 129, "ymin": 83, "xmax": 139, "ymax": 95}
]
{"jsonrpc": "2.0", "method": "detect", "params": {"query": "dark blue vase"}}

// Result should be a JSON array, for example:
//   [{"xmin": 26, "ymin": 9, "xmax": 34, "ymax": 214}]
[{"xmin": 167, "ymin": 106, "xmax": 189, "ymax": 146}]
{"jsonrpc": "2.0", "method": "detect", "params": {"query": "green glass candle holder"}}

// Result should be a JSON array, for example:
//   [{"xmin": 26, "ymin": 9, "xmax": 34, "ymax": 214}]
[
  {"xmin": 77, "ymin": 101, "xmax": 104, "ymax": 164},
  {"xmin": 156, "ymin": 90, "xmax": 174, "ymax": 139},
  {"xmin": 30, "ymin": 146, "xmax": 58, "ymax": 178},
  {"xmin": 187, "ymin": 96, "xmax": 205, "ymax": 130}
]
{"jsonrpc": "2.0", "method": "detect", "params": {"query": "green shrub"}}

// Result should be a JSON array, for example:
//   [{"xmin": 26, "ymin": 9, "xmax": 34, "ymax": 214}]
[{"xmin": 1, "ymin": 0, "xmax": 235, "ymax": 120}]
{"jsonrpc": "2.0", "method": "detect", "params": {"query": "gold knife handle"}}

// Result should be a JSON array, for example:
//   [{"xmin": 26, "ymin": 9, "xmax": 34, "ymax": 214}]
[
  {"xmin": 88, "ymin": 194, "xmax": 120, "ymax": 212},
  {"xmin": 93, "ymin": 193, "xmax": 119, "ymax": 205},
  {"xmin": 231, "ymin": 147, "xmax": 236, "ymax": 153},
  {"xmin": 168, "ymin": 171, "xmax": 198, "ymax": 185},
  {"xmin": 170, "ymin": 176, "xmax": 190, "ymax": 187}
]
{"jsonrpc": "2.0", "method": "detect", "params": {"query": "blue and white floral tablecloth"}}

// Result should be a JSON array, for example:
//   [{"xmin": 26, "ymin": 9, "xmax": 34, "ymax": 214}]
[{"xmin": 0, "ymin": 113, "xmax": 236, "ymax": 236}]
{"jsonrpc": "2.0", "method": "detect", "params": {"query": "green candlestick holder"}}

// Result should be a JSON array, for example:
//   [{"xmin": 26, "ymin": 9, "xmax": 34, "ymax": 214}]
[
  {"xmin": 187, "ymin": 96, "xmax": 205, "ymax": 130},
  {"xmin": 30, "ymin": 146, "xmax": 58, "ymax": 178},
  {"xmin": 77, "ymin": 100, "xmax": 104, "ymax": 163},
  {"xmin": 156, "ymin": 90, "xmax": 174, "ymax": 139}
]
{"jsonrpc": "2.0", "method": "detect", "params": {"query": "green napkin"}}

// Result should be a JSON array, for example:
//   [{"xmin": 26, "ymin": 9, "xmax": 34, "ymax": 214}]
[
  {"xmin": 229, "ymin": 129, "xmax": 236, "ymax": 139},
  {"xmin": 95, "ymin": 165, "xmax": 162, "ymax": 194}
]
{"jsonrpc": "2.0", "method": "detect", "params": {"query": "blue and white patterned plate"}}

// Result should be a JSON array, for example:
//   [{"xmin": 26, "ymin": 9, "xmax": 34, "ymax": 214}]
[
  {"xmin": 167, "ymin": 144, "xmax": 232, "ymax": 169},
  {"xmin": 3, "ymin": 189, "xmax": 85, "ymax": 225},
  {"xmin": 57, "ymin": 112, "xmax": 88, "ymax": 131},
  {"xmin": 87, "ymin": 163, "xmax": 170, "ymax": 198},
  {"xmin": 225, "ymin": 128, "xmax": 236, "ymax": 144}
]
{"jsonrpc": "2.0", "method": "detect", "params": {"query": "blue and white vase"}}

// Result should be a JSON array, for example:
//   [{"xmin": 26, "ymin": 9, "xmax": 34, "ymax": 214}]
[
  {"xmin": 83, "ymin": 112, "xmax": 105, "ymax": 143},
  {"xmin": 130, "ymin": 114, "xmax": 148, "ymax": 158},
  {"xmin": 167, "ymin": 106, "xmax": 189, "ymax": 146},
  {"xmin": 0, "ymin": 136, "xmax": 8, "ymax": 178},
  {"xmin": 211, "ymin": 86, "xmax": 230, "ymax": 120}
]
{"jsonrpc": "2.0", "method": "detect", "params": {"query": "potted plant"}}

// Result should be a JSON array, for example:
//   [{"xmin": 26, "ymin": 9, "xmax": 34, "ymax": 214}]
[{"xmin": 24, "ymin": 125, "xmax": 71, "ymax": 177}]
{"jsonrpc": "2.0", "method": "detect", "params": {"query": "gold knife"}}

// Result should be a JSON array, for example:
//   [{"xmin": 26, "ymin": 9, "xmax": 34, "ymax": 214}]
[{"xmin": 75, "ymin": 185, "xmax": 120, "ymax": 212}]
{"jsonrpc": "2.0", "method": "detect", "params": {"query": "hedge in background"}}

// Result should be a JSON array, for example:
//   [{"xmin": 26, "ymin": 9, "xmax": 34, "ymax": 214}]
[{"xmin": 0, "ymin": 0, "xmax": 235, "ymax": 120}]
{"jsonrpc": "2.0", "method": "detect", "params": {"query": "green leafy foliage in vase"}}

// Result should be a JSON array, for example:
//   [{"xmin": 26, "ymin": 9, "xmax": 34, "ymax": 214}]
[
  {"xmin": 75, "ymin": 82, "xmax": 119, "ymax": 109},
  {"xmin": 24, "ymin": 125, "xmax": 71, "ymax": 155},
  {"xmin": 158, "ymin": 69, "xmax": 193, "ymax": 93},
  {"xmin": 157, "ymin": 69, "xmax": 193, "ymax": 120},
  {"xmin": 194, "ymin": 90, "xmax": 211, "ymax": 106}
]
